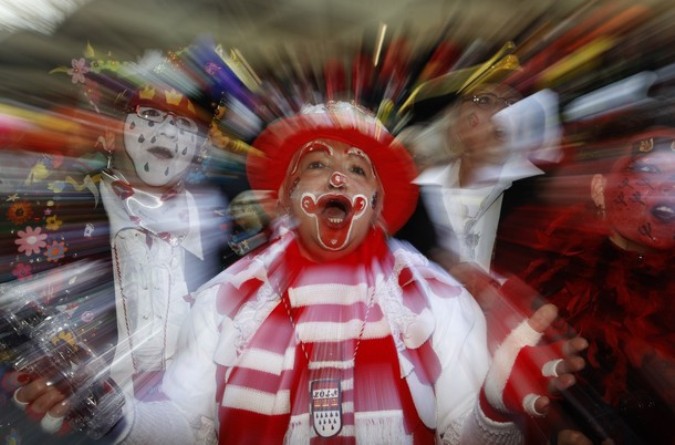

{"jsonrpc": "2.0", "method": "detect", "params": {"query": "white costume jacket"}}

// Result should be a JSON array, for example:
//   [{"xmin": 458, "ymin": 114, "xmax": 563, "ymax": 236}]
[
  {"xmin": 101, "ymin": 170, "xmax": 217, "ymax": 398},
  {"xmin": 117, "ymin": 228, "xmax": 521, "ymax": 444}
]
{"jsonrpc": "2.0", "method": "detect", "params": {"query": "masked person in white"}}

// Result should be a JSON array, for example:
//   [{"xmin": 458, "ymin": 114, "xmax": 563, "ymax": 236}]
[
  {"xmin": 15, "ymin": 102, "xmax": 586, "ymax": 445},
  {"xmin": 98, "ymin": 83, "xmax": 229, "ymax": 402}
]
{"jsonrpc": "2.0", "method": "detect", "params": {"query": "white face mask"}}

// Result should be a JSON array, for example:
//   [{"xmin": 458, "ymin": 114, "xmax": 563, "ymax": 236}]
[{"xmin": 122, "ymin": 107, "xmax": 202, "ymax": 188}]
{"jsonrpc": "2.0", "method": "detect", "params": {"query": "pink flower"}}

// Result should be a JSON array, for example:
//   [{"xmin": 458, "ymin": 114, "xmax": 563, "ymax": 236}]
[
  {"xmin": 11, "ymin": 262, "xmax": 32, "ymax": 280},
  {"xmin": 44, "ymin": 240, "xmax": 67, "ymax": 262},
  {"xmin": 68, "ymin": 58, "xmax": 89, "ymax": 84},
  {"xmin": 15, "ymin": 226, "xmax": 47, "ymax": 256}
]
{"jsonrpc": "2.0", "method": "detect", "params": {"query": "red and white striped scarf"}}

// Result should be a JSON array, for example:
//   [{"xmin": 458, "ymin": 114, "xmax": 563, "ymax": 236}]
[{"xmin": 213, "ymin": 229, "xmax": 459, "ymax": 444}]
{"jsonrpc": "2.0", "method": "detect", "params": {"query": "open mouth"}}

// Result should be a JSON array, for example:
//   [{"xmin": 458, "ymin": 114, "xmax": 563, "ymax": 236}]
[
  {"xmin": 148, "ymin": 146, "xmax": 174, "ymax": 160},
  {"xmin": 300, "ymin": 192, "xmax": 368, "ymax": 251},
  {"xmin": 652, "ymin": 203, "xmax": 675, "ymax": 222},
  {"xmin": 318, "ymin": 195, "xmax": 353, "ymax": 228}
]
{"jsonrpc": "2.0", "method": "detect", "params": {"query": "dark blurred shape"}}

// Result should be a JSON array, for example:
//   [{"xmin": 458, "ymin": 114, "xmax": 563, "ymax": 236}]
[{"xmin": 0, "ymin": 260, "xmax": 122, "ymax": 439}]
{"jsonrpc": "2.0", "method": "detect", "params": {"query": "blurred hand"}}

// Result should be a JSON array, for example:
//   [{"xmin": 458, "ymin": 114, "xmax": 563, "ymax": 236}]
[
  {"xmin": 482, "ymin": 304, "xmax": 588, "ymax": 418},
  {"xmin": 557, "ymin": 429, "xmax": 593, "ymax": 445},
  {"xmin": 13, "ymin": 374, "xmax": 70, "ymax": 434}
]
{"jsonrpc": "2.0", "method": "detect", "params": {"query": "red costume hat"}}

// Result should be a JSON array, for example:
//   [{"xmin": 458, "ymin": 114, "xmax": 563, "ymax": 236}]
[{"xmin": 248, "ymin": 102, "xmax": 418, "ymax": 234}]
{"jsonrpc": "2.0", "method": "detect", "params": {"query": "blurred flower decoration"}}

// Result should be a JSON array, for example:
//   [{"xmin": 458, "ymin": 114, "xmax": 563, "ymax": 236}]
[
  {"xmin": 68, "ymin": 58, "xmax": 89, "ymax": 84},
  {"xmin": 50, "ymin": 43, "xmax": 132, "ymax": 115},
  {"xmin": 1, "ymin": 151, "xmax": 109, "ymax": 283},
  {"xmin": 45, "ymin": 214, "xmax": 63, "ymax": 230},
  {"xmin": 15, "ymin": 226, "xmax": 48, "ymax": 256},
  {"xmin": 11, "ymin": 262, "xmax": 32, "ymax": 281},
  {"xmin": 6, "ymin": 201, "xmax": 33, "ymax": 225},
  {"xmin": 44, "ymin": 240, "xmax": 68, "ymax": 262}
]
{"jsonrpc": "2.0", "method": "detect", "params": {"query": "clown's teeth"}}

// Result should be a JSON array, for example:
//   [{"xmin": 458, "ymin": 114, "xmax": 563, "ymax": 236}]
[
  {"xmin": 652, "ymin": 204, "xmax": 675, "ymax": 221},
  {"xmin": 329, "ymin": 217, "xmax": 344, "ymax": 224}
]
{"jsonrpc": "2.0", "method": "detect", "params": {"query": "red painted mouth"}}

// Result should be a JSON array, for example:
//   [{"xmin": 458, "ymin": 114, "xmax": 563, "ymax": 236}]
[{"xmin": 300, "ymin": 193, "xmax": 368, "ymax": 250}]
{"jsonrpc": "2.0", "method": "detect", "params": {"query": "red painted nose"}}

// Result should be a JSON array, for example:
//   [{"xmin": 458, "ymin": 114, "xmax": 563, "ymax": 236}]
[{"xmin": 329, "ymin": 172, "xmax": 346, "ymax": 188}]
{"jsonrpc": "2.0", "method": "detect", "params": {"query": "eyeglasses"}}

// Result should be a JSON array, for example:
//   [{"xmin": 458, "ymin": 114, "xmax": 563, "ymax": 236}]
[
  {"xmin": 464, "ymin": 93, "xmax": 520, "ymax": 109},
  {"xmin": 135, "ymin": 105, "xmax": 200, "ymax": 133}
]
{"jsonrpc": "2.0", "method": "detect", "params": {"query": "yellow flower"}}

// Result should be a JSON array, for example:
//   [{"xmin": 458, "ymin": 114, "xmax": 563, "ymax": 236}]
[{"xmin": 45, "ymin": 215, "xmax": 63, "ymax": 230}]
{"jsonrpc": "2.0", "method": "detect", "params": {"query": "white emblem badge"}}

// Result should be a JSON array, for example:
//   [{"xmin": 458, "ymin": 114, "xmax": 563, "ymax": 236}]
[{"xmin": 310, "ymin": 379, "xmax": 342, "ymax": 438}]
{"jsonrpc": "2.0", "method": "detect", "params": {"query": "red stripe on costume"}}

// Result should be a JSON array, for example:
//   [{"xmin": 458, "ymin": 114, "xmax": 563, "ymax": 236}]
[
  {"xmin": 404, "ymin": 339, "xmax": 442, "ymax": 385},
  {"xmin": 247, "ymin": 304, "xmax": 296, "ymax": 355},
  {"xmin": 355, "ymin": 336, "xmax": 436, "ymax": 443},
  {"xmin": 218, "ymin": 408, "xmax": 290, "ymax": 445},
  {"xmin": 310, "ymin": 435, "xmax": 356, "ymax": 445}
]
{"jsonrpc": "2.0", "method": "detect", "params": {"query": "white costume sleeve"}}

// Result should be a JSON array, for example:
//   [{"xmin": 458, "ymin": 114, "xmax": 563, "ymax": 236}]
[
  {"xmin": 432, "ymin": 288, "xmax": 522, "ymax": 444},
  {"xmin": 116, "ymin": 398, "xmax": 195, "ymax": 445},
  {"xmin": 118, "ymin": 285, "xmax": 223, "ymax": 445}
]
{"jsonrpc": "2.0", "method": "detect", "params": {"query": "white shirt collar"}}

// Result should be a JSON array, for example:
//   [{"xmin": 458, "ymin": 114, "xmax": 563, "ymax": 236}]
[
  {"xmin": 413, "ymin": 155, "xmax": 544, "ymax": 190},
  {"xmin": 100, "ymin": 171, "xmax": 204, "ymax": 259}
]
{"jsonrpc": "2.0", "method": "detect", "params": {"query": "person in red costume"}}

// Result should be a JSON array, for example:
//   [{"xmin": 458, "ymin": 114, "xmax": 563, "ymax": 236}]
[
  {"xmin": 499, "ymin": 125, "xmax": 675, "ymax": 444},
  {"xmin": 13, "ymin": 102, "xmax": 587, "ymax": 444}
]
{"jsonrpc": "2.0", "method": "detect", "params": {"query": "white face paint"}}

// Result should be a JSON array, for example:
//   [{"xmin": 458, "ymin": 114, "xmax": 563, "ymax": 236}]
[
  {"xmin": 122, "ymin": 107, "xmax": 202, "ymax": 188},
  {"xmin": 284, "ymin": 139, "xmax": 382, "ymax": 261}
]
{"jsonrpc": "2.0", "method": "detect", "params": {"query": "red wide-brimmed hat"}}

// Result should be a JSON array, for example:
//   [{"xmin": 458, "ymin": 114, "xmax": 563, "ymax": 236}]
[{"xmin": 248, "ymin": 102, "xmax": 418, "ymax": 234}]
